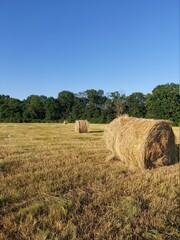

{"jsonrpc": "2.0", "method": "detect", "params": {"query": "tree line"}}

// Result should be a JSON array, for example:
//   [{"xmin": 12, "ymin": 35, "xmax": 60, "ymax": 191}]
[{"xmin": 0, "ymin": 83, "xmax": 179, "ymax": 125}]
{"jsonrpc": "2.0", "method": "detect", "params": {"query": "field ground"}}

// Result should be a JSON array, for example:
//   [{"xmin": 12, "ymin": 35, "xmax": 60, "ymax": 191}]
[{"xmin": 0, "ymin": 123, "xmax": 179, "ymax": 240}]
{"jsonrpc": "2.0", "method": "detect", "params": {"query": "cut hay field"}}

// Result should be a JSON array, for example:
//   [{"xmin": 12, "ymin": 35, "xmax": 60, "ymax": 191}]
[{"xmin": 0, "ymin": 123, "xmax": 179, "ymax": 240}]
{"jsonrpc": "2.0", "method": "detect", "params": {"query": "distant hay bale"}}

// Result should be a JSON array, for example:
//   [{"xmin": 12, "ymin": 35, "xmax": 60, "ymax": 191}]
[
  {"xmin": 105, "ymin": 116, "xmax": 177, "ymax": 169},
  {"xmin": 63, "ymin": 120, "xmax": 68, "ymax": 124},
  {"xmin": 75, "ymin": 120, "xmax": 89, "ymax": 133}
]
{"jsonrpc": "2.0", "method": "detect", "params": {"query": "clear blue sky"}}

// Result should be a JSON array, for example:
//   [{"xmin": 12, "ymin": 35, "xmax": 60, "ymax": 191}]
[{"xmin": 0, "ymin": 0, "xmax": 179, "ymax": 100}]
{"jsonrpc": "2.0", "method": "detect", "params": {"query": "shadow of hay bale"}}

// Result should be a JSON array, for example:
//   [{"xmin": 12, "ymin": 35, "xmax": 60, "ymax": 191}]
[
  {"xmin": 176, "ymin": 144, "xmax": 180, "ymax": 161},
  {"xmin": 89, "ymin": 130, "xmax": 104, "ymax": 133}
]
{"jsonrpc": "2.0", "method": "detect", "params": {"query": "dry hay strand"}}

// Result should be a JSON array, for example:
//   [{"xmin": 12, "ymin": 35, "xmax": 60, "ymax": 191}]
[
  {"xmin": 75, "ymin": 120, "xmax": 89, "ymax": 133},
  {"xmin": 105, "ymin": 116, "xmax": 177, "ymax": 169},
  {"xmin": 63, "ymin": 120, "xmax": 68, "ymax": 124}
]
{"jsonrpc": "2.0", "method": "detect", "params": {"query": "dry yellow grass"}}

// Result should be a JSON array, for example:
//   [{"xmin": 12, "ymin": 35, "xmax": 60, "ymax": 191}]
[
  {"xmin": 173, "ymin": 126, "xmax": 180, "ymax": 144},
  {"xmin": 0, "ymin": 123, "xmax": 179, "ymax": 239}
]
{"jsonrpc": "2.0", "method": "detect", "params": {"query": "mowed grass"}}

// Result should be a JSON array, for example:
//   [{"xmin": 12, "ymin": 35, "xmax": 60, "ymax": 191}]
[{"xmin": 0, "ymin": 123, "xmax": 179, "ymax": 240}]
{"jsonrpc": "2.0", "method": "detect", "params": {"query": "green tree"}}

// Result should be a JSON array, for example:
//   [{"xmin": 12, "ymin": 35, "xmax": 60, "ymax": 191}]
[
  {"xmin": 22, "ymin": 95, "xmax": 47, "ymax": 122},
  {"xmin": 126, "ymin": 92, "xmax": 146, "ymax": 118},
  {"xmin": 102, "ymin": 98, "xmax": 116, "ymax": 122},
  {"xmin": 0, "ymin": 95, "xmax": 22, "ymax": 122},
  {"xmin": 146, "ymin": 83, "xmax": 180, "ymax": 125},
  {"xmin": 57, "ymin": 91, "xmax": 75, "ymax": 120},
  {"xmin": 70, "ymin": 96, "xmax": 87, "ymax": 121},
  {"xmin": 83, "ymin": 89, "xmax": 107, "ymax": 122},
  {"xmin": 109, "ymin": 91, "xmax": 127, "ymax": 117},
  {"xmin": 44, "ymin": 97, "xmax": 60, "ymax": 121}
]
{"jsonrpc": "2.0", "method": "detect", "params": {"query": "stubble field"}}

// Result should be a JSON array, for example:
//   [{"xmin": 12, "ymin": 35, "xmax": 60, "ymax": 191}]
[{"xmin": 0, "ymin": 123, "xmax": 179, "ymax": 240}]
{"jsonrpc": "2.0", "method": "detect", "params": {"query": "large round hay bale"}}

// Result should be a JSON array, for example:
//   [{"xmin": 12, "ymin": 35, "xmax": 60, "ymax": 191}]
[
  {"xmin": 75, "ymin": 120, "xmax": 89, "ymax": 133},
  {"xmin": 63, "ymin": 120, "xmax": 68, "ymax": 124},
  {"xmin": 105, "ymin": 116, "xmax": 177, "ymax": 169}
]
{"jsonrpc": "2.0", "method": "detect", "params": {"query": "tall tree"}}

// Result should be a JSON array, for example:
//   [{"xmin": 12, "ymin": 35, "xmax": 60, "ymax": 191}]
[
  {"xmin": 83, "ymin": 89, "xmax": 107, "ymax": 122},
  {"xmin": 44, "ymin": 97, "xmax": 60, "ymax": 121},
  {"xmin": 57, "ymin": 91, "xmax": 75, "ymax": 119},
  {"xmin": 109, "ymin": 91, "xmax": 127, "ymax": 117},
  {"xmin": 102, "ymin": 98, "xmax": 116, "ymax": 122},
  {"xmin": 0, "ymin": 95, "xmax": 22, "ymax": 122},
  {"xmin": 146, "ymin": 83, "xmax": 180, "ymax": 125},
  {"xmin": 70, "ymin": 96, "xmax": 87, "ymax": 121},
  {"xmin": 126, "ymin": 92, "xmax": 146, "ymax": 118},
  {"xmin": 22, "ymin": 95, "xmax": 47, "ymax": 122}
]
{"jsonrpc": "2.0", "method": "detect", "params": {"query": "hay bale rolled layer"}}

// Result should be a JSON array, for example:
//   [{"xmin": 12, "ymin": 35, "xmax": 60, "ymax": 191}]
[
  {"xmin": 105, "ymin": 116, "xmax": 177, "ymax": 169},
  {"xmin": 75, "ymin": 120, "xmax": 89, "ymax": 133}
]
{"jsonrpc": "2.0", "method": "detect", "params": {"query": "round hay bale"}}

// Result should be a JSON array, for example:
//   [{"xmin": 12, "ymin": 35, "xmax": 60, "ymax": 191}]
[
  {"xmin": 75, "ymin": 120, "xmax": 89, "ymax": 133},
  {"xmin": 105, "ymin": 116, "xmax": 177, "ymax": 169},
  {"xmin": 63, "ymin": 120, "xmax": 68, "ymax": 124}
]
